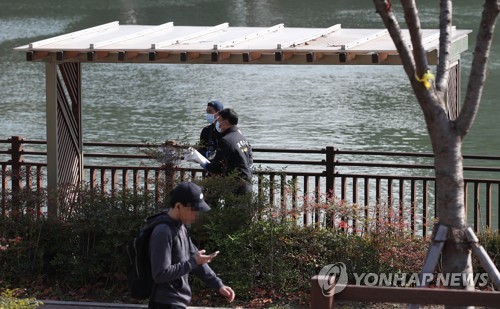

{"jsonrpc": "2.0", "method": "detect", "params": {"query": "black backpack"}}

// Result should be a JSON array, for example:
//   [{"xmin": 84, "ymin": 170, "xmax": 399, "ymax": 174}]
[{"xmin": 125, "ymin": 214, "xmax": 176, "ymax": 300}]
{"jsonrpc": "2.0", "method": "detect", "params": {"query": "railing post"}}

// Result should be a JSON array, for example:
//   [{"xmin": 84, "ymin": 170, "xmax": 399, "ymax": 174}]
[
  {"xmin": 325, "ymin": 146, "xmax": 336, "ymax": 228},
  {"xmin": 1, "ymin": 164, "xmax": 7, "ymax": 217},
  {"xmin": 164, "ymin": 163, "xmax": 176, "ymax": 192},
  {"xmin": 9, "ymin": 136, "xmax": 23, "ymax": 211},
  {"xmin": 9, "ymin": 136, "xmax": 23, "ymax": 192},
  {"xmin": 325, "ymin": 146, "xmax": 336, "ymax": 193}
]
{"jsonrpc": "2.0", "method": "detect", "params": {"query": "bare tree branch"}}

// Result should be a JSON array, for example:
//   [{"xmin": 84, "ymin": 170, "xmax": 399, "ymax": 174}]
[
  {"xmin": 455, "ymin": 0, "xmax": 500, "ymax": 137},
  {"xmin": 435, "ymin": 0, "xmax": 452, "ymax": 94},
  {"xmin": 400, "ymin": 1, "xmax": 428, "ymax": 76},
  {"xmin": 373, "ymin": 0, "xmax": 416, "ymax": 79},
  {"xmin": 374, "ymin": 0, "xmax": 444, "ymax": 121}
]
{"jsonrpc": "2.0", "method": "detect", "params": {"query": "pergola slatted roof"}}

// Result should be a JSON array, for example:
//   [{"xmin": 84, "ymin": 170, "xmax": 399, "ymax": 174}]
[{"xmin": 15, "ymin": 21, "xmax": 471, "ymax": 64}]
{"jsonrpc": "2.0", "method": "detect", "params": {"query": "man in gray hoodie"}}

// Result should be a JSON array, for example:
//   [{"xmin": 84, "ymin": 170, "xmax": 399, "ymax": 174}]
[{"xmin": 148, "ymin": 182, "xmax": 235, "ymax": 309}]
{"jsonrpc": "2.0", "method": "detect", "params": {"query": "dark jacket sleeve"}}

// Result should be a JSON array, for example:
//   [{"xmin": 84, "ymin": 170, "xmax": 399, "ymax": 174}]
[
  {"xmin": 149, "ymin": 224, "xmax": 198, "ymax": 283},
  {"xmin": 188, "ymin": 238, "xmax": 224, "ymax": 290}
]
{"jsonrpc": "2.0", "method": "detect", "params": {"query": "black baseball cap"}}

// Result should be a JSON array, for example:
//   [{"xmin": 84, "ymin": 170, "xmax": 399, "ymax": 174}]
[{"xmin": 170, "ymin": 182, "xmax": 210, "ymax": 212}]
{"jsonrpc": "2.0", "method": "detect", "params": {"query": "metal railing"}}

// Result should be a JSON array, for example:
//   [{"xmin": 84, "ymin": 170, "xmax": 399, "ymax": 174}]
[{"xmin": 2, "ymin": 136, "xmax": 500, "ymax": 235}]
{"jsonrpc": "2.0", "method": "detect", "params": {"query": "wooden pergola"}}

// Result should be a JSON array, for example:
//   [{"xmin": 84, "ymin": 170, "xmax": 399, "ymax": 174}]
[{"xmin": 14, "ymin": 21, "xmax": 471, "ymax": 218}]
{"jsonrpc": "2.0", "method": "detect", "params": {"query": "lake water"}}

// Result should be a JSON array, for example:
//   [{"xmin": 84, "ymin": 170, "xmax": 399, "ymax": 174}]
[{"xmin": 1, "ymin": 0, "xmax": 499, "ymax": 165}]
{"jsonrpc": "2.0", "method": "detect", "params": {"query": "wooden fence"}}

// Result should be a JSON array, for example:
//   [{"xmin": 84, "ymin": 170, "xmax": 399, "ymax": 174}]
[{"xmin": 2, "ymin": 136, "xmax": 500, "ymax": 235}]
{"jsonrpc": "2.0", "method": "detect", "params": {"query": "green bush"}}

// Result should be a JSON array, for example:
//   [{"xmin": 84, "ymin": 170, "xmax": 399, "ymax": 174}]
[
  {"xmin": 0, "ymin": 185, "xmax": 158, "ymax": 300},
  {"xmin": 0, "ymin": 289, "xmax": 43, "ymax": 308}
]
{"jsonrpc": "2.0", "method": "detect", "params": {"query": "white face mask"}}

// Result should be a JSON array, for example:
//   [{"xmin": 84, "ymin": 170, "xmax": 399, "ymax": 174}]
[
  {"xmin": 205, "ymin": 113, "xmax": 215, "ymax": 123},
  {"xmin": 215, "ymin": 121, "xmax": 222, "ymax": 132}
]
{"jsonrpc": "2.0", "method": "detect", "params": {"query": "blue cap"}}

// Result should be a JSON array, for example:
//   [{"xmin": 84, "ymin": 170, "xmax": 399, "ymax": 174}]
[
  {"xmin": 207, "ymin": 99, "xmax": 224, "ymax": 112},
  {"xmin": 170, "ymin": 182, "xmax": 210, "ymax": 212}
]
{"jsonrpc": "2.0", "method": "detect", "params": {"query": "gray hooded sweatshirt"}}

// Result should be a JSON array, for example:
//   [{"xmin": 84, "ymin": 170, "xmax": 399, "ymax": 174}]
[{"xmin": 148, "ymin": 213, "xmax": 223, "ymax": 307}]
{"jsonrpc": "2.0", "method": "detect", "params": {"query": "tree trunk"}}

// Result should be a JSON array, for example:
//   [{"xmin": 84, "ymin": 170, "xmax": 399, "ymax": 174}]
[{"xmin": 430, "ymin": 122, "xmax": 474, "ymax": 308}]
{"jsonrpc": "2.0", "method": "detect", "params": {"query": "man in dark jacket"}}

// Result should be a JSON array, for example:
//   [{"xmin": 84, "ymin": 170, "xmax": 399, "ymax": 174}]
[
  {"xmin": 198, "ymin": 99, "xmax": 224, "ymax": 160},
  {"xmin": 148, "ymin": 182, "xmax": 235, "ymax": 309},
  {"xmin": 203, "ymin": 108, "xmax": 253, "ymax": 195}
]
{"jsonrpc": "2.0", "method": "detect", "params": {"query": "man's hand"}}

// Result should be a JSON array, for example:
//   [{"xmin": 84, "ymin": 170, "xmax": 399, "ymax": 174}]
[
  {"xmin": 183, "ymin": 147, "xmax": 210, "ymax": 165},
  {"xmin": 194, "ymin": 249, "xmax": 219, "ymax": 265},
  {"xmin": 219, "ymin": 285, "xmax": 235, "ymax": 303}
]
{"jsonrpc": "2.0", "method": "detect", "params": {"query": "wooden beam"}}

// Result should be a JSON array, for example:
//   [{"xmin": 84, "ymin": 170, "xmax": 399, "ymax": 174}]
[
  {"xmin": 26, "ymin": 51, "xmax": 49, "ymax": 61},
  {"xmin": 45, "ymin": 62, "xmax": 59, "ymax": 219}
]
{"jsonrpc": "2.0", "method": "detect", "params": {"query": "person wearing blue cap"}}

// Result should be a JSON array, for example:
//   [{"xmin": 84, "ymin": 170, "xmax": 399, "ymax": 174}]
[
  {"xmin": 197, "ymin": 99, "xmax": 224, "ymax": 161},
  {"xmin": 147, "ymin": 181, "xmax": 235, "ymax": 308}
]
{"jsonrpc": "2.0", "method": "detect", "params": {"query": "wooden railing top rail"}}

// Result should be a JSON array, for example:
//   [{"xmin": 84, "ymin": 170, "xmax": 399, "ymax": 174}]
[
  {"xmin": 84, "ymin": 153, "xmax": 150, "ymax": 159},
  {"xmin": 336, "ymin": 161, "xmax": 434, "ymax": 169},
  {"xmin": 335, "ymin": 172, "xmax": 500, "ymax": 184},
  {"xmin": 3, "ymin": 137, "xmax": 500, "ymax": 176},
  {"xmin": 0, "ymin": 138, "xmax": 46, "ymax": 145},
  {"xmin": 335, "ymin": 149, "xmax": 434, "ymax": 156},
  {"xmin": 2, "ymin": 137, "xmax": 500, "ymax": 158},
  {"xmin": 335, "ymin": 149, "xmax": 500, "ymax": 161},
  {"xmin": 4, "ymin": 137, "xmax": 500, "ymax": 159},
  {"xmin": 253, "ymin": 147, "xmax": 326, "ymax": 154},
  {"xmin": 84, "ymin": 165, "xmax": 326, "ymax": 177}
]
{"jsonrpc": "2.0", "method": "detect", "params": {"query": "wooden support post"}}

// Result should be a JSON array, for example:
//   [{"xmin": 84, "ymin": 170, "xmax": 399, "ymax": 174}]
[{"xmin": 46, "ymin": 62, "xmax": 59, "ymax": 219}]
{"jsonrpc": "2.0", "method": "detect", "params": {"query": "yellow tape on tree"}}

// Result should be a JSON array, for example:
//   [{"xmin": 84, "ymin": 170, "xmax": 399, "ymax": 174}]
[{"xmin": 415, "ymin": 70, "xmax": 435, "ymax": 90}]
